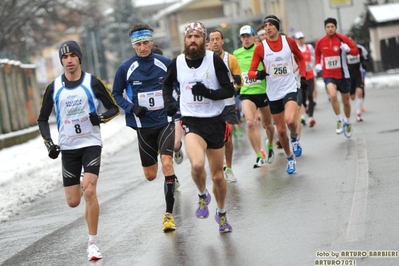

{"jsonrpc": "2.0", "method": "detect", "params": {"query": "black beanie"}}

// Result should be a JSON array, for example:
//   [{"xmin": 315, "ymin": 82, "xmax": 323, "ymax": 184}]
[
  {"xmin": 59, "ymin": 40, "xmax": 82, "ymax": 65},
  {"xmin": 346, "ymin": 32, "xmax": 356, "ymax": 40},
  {"xmin": 263, "ymin": 15, "xmax": 280, "ymax": 31},
  {"xmin": 324, "ymin": 18, "xmax": 337, "ymax": 27}
]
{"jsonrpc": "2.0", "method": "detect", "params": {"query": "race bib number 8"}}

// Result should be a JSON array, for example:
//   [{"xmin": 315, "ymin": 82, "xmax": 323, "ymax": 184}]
[{"xmin": 65, "ymin": 115, "xmax": 92, "ymax": 138}]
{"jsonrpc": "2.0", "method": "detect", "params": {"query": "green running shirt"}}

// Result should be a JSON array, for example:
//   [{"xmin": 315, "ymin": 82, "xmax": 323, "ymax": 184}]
[{"xmin": 233, "ymin": 45, "xmax": 266, "ymax": 95}]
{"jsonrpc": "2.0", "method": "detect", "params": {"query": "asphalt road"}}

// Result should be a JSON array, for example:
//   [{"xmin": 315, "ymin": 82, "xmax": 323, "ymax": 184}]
[{"xmin": 1, "ymin": 81, "xmax": 398, "ymax": 266}]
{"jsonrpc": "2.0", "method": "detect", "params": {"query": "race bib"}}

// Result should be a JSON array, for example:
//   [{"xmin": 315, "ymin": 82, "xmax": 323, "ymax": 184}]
[
  {"xmin": 270, "ymin": 62, "xmax": 291, "ymax": 77},
  {"xmin": 305, "ymin": 61, "xmax": 313, "ymax": 71},
  {"xmin": 138, "ymin": 90, "xmax": 164, "ymax": 110},
  {"xmin": 347, "ymin": 54, "xmax": 360, "ymax": 65},
  {"xmin": 324, "ymin": 56, "xmax": 341, "ymax": 69},
  {"xmin": 242, "ymin": 72, "xmax": 261, "ymax": 86},
  {"xmin": 183, "ymin": 81, "xmax": 213, "ymax": 106},
  {"xmin": 65, "ymin": 114, "xmax": 93, "ymax": 139}
]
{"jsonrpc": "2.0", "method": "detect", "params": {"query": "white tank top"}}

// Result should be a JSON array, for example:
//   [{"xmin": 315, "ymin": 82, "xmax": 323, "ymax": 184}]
[
  {"xmin": 176, "ymin": 50, "xmax": 225, "ymax": 117},
  {"xmin": 262, "ymin": 36, "xmax": 298, "ymax": 101},
  {"xmin": 53, "ymin": 73, "xmax": 102, "ymax": 150}
]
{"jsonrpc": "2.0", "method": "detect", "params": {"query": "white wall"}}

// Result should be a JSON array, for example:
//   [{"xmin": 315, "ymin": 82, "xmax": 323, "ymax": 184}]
[{"xmin": 284, "ymin": 0, "xmax": 366, "ymax": 42}]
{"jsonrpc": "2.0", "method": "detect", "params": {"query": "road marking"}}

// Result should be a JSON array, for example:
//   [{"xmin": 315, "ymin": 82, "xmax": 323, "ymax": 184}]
[{"xmin": 346, "ymin": 136, "xmax": 369, "ymax": 241}]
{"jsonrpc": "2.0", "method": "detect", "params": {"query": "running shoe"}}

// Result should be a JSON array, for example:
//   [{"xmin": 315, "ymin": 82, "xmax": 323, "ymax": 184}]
[
  {"xmin": 309, "ymin": 117, "xmax": 316, "ymax": 128},
  {"xmin": 253, "ymin": 157, "xmax": 267, "ymax": 168},
  {"xmin": 235, "ymin": 128, "xmax": 243, "ymax": 137},
  {"xmin": 301, "ymin": 115, "xmax": 306, "ymax": 126},
  {"xmin": 356, "ymin": 114, "xmax": 363, "ymax": 122},
  {"xmin": 267, "ymin": 149, "xmax": 274, "ymax": 164},
  {"xmin": 162, "ymin": 213, "xmax": 176, "ymax": 232},
  {"xmin": 291, "ymin": 137, "xmax": 302, "ymax": 157},
  {"xmin": 195, "ymin": 191, "xmax": 211, "ymax": 219},
  {"xmin": 214, "ymin": 211, "xmax": 232, "ymax": 234},
  {"xmin": 286, "ymin": 156, "xmax": 296, "ymax": 175},
  {"xmin": 336, "ymin": 120, "xmax": 344, "ymax": 134},
  {"xmin": 87, "ymin": 243, "xmax": 102, "ymax": 261},
  {"xmin": 224, "ymin": 168, "xmax": 237, "ymax": 183},
  {"xmin": 174, "ymin": 144, "xmax": 184, "ymax": 164},
  {"xmin": 260, "ymin": 149, "xmax": 266, "ymax": 159},
  {"xmin": 344, "ymin": 122, "xmax": 352, "ymax": 138},
  {"xmin": 174, "ymin": 178, "xmax": 180, "ymax": 192}
]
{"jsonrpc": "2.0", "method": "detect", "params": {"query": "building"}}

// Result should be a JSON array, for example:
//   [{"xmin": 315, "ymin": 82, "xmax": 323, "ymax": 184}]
[
  {"xmin": 152, "ymin": 0, "xmax": 370, "ymax": 56},
  {"xmin": 367, "ymin": 2, "xmax": 399, "ymax": 72}
]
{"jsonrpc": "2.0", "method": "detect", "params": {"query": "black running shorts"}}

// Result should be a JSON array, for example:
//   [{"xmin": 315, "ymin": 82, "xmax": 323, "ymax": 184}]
[
  {"xmin": 61, "ymin": 146, "xmax": 102, "ymax": 187},
  {"xmin": 181, "ymin": 115, "xmax": 229, "ymax": 149}
]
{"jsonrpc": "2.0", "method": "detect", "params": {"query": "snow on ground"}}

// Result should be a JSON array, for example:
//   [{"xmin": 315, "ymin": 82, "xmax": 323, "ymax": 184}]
[{"xmin": 0, "ymin": 115, "xmax": 135, "ymax": 222}]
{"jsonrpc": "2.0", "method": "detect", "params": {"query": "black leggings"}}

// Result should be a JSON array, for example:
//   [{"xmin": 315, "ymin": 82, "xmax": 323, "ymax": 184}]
[{"xmin": 302, "ymin": 79, "xmax": 315, "ymax": 117}]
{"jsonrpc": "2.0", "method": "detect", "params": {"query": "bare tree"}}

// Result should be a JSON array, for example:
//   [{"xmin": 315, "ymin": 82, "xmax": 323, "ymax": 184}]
[{"xmin": 0, "ymin": 0, "xmax": 86, "ymax": 61}]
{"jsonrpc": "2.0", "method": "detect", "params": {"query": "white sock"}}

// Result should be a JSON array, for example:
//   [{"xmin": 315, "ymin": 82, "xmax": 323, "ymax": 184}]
[
  {"xmin": 88, "ymin": 235, "xmax": 97, "ymax": 245},
  {"xmin": 217, "ymin": 208, "xmax": 226, "ymax": 214},
  {"xmin": 337, "ymin": 115, "xmax": 342, "ymax": 121},
  {"xmin": 357, "ymin": 98, "xmax": 363, "ymax": 114}
]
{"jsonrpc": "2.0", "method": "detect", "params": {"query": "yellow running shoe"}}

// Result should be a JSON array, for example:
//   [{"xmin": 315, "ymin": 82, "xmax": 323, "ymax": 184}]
[{"xmin": 163, "ymin": 213, "xmax": 176, "ymax": 232}]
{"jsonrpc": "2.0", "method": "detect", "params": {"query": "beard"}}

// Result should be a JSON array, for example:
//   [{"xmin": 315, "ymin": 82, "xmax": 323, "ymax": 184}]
[{"xmin": 184, "ymin": 43, "xmax": 206, "ymax": 60}]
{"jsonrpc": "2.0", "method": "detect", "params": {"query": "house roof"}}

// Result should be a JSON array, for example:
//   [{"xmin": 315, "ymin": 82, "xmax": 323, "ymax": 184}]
[
  {"xmin": 153, "ymin": 0, "xmax": 195, "ymax": 21},
  {"xmin": 368, "ymin": 3, "xmax": 399, "ymax": 23}
]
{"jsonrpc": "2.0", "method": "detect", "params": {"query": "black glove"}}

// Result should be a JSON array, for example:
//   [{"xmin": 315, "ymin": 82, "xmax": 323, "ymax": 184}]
[
  {"xmin": 300, "ymin": 77, "xmax": 308, "ymax": 91},
  {"xmin": 232, "ymin": 75, "xmax": 242, "ymax": 85},
  {"xmin": 165, "ymin": 103, "xmax": 177, "ymax": 116},
  {"xmin": 256, "ymin": 70, "xmax": 268, "ymax": 80},
  {"xmin": 44, "ymin": 140, "xmax": 60, "ymax": 159},
  {"xmin": 191, "ymin": 82, "xmax": 212, "ymax": 98},
  {"xmin": 131, "ymin": 105, "xmax": 148, "ymax": 118},
  {"xmin": 89, "ymin": 112, "xmax": 104, "ymax": 126}
]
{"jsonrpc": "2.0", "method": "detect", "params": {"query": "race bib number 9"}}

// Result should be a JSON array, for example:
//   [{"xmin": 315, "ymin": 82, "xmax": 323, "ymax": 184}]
[
  {"xmin": 324, "ymin": 56, "xmax": 341, "ymax": 69},
  {"xmin": 242, "ymin": 72, "xmax": 260, "ymax": 86},
  {"xmin": 138, "ymin": 90, "xmax": 164, "ymax": 110}
]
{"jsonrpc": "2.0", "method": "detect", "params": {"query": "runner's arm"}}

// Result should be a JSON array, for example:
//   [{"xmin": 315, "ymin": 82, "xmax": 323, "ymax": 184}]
[
  {"xmin": 248, "ymin": 43, "xmax": 264, "ymax": 79},
  {"xmin": 163, "ymin": 58, "xmax": 178, "ymax": 106},
  {"xmin": 211, "ymin": 54, "xmax": 235, "ymax": 100},
  {"xmin": 92, "ymin": 78, "xmax": 120, "ymax": 122},
  {"xmin": 37, "ymin": 83, "xmax": 55, "ymax": 141}
]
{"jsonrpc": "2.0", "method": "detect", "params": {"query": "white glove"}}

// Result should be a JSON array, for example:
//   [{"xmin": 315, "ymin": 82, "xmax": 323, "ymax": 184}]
[
  {"xmin": 340, "ymin": 43, "xmax": 350, "ymax": 53},
  {"xmin": 315, "ymin": 64, "xmax": 322, "ymax": 73}
]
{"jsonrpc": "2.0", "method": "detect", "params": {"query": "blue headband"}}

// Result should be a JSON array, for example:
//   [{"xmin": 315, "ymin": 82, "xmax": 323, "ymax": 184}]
[{"xmin": 130, "ymin": 29, "xmax": 153, "ymax": 45}]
